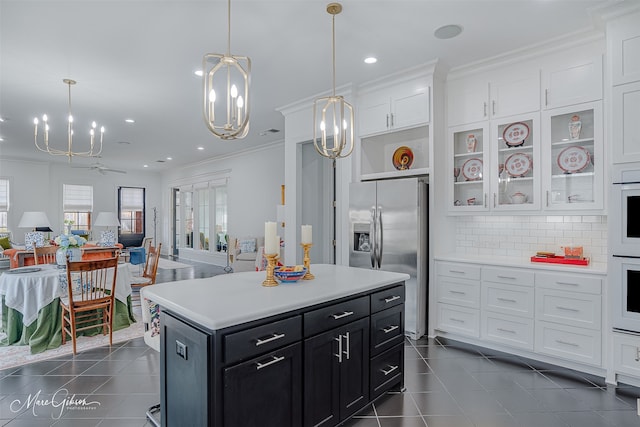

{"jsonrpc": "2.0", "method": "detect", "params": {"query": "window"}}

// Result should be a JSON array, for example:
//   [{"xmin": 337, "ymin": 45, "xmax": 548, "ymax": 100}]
[
  {"xmin": 63, "ymin": 184, "xmax": 93, "ymax": 231},
  {"xmin": 0, "ymin": 179, "xmax": 9, "ymax": 232},
  {"xmin": 118, "ymin": 187, "xmax": 145, "ymax": 247}
]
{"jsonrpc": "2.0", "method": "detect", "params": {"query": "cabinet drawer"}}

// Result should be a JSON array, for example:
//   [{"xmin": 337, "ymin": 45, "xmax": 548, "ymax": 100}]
[
  {"xmin": 224, "ymin": 316, "xmax": 302, "ymax": 364},
  {"xmin": 482, "ymin": 267, "xmax": 534, "ymax": 286},
  {"xmin": 535, "ymin": 321, "xmax": 601, "ymax": 366},
  {"xmin": 481, "ymin": 282, "xmax": 534, "ymax": 318},
  {"xmin": 370, "ymin": 344, "xmax": 403, "ymax": 399},
  {"xmin": 304, "ymin": 296, "xmax": 370, "ymax": 337},
  {"xmin": 613, "ymin": 333, "xmax": 640, "ymax": 377},
  {"xmin": 370, "ymin": 285, "xmax": 405, "ymax": 313},
  {"xmin": 535, "ymin": 289, "xmax": 601, "ymax": 330},
  {"xmin": 535, "ymin": 271, "xmax": 602, "ymax": 295},
  {"xmin": 481, "ymin": 311, "xmax": 534, "ymax": 350},
  {"xmin": 436, "ymin": 304, "xmax": 480, "ymax": 337},
  {"xmin": 437, "ymin": 276, "xmax": 480, "ymax": 308},
  {"xmin": 370, "ymin": 305, "xmax": 404, "ymax": 356},
  {"xmin": 437, "ymin": 262, "xmax": 480, "ymax": 280}
]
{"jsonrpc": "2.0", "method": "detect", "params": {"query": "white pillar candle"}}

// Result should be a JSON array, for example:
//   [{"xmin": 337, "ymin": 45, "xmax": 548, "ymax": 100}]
[
  {"xmin": 301, "ymin": 225, "xmax": 312, "ymax": 244},
  {"xmin": 265, "ymin": 221, "xmax": 277, "ymax": 254}
]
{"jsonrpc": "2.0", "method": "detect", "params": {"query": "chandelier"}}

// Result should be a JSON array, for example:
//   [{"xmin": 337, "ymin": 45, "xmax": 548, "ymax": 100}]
[
  {"xmin": 202, "ymin": 0, "xmax": 251, "ymax": 140},
  {"xmin": 33, "ymin": 79, "xmax": 104, "ymax": 162},
  {"xmin": 313, "ymin": 2, "xmax": 354, "ymax": 159}
]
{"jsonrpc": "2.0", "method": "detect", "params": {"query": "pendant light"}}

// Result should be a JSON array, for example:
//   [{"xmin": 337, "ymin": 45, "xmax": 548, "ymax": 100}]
[
  {"xmin": 33, "ymin": 79, "xmax": 104, "ymax": 162},
  {"xmin": 313, "ymin": 3, "xmax": 354, "ymax": 159},
  {"xmin": 202, "ymin": 0, "xmax": 251, "ymax": 140}
]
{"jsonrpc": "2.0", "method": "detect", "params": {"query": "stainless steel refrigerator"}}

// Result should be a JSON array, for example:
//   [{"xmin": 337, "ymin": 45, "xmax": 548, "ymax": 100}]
[{"xmin": 349, "ymin": 177, "xmax": 428, "ymax": 339}]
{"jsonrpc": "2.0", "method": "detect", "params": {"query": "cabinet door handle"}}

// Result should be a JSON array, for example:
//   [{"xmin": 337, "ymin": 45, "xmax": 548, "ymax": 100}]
[
  {"xmin": 344, "ymin": 332, "xmax": 351, "ymax": 360},
  {"xmin": 635, "ymin": 347, "xmax": 640, "ymax": 362},
  {"xmin": 546, "ymin": 190, "xmax": 550, "ymax": 207},
  {"xmin": 556, "ymin": 339, "xmax": 579, "ymax": 347},
  {"xmin": 390, "ymin": 113, "xmax": 394, "ymax": 127},
  {"xmin": 545, "ymin": 89, "xmax": 548, "ymax": 106},
  {"xmin": 382, "ymin": 325, "xmax": 399, "ymax": 334},
  {"xmin": 384, "ymin": 295, "xmax": 401, "ymax": 303},
  {"xmin": 497, "ymin": 297, "xmax": 517, "ymax": 303},
  {"xmin": 381, "ymin": 365, "xmax": 399, "ymax": 376},
  {"xmin": 256, "ymin": 355, "xmax": 285, "ymax": 370},
  {"xmin": 332, "ymin": 311, "xmax": 354, "ymax": 320},
  {"xmin": 493, "ymin": 193, "xmax": 497, "ymax": 208},
  {"xmin": 484, "ymin": 193, "xmax": 487, "ymax": 208},
  {"xmin": 492, "ymin": 100, "xmax": 496, "ymax": 115},
  {"xmin": 255, "ymin": 333, "xmax": 285, "ymax": 346},
  {"xmin": 334, "ymin": 336, "xmax": 343, "ymax": 363},
  {"xmin": 556, "ymin": 305, "xmax": 580, "ymax": 312},
  {"xmin": 386, "ymin": 114, "xmax": 389, "ymax": 128},
  {"xmin": 483, "ymin": 102, "xmax": 487, "ymax": 117}
]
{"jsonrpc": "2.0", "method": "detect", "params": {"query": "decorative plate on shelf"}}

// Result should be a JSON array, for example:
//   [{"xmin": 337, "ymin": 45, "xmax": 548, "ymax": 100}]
[
  {"xmin": 504, "ymin": 152, "xmax": 532, "ymax": 177},
  {"xmin": 503, "ymin": 122, "xmax": 529, "ymax": 147},
  {"xmin": 462, "ymin": 158, "xmax": 483, "ymax": 181},
  {"xmin": 392, "ymin": 146, "xmax": 414, "ymax": 170},
  {"xmin": 557, "ymin": 145, "xmax": 591, "ymax": 174}
]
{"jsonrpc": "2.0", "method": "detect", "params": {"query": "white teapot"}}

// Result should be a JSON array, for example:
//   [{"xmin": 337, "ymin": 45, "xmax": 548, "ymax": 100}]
[{"xmin": 510, "ymin": 192, "xmax": 527, "ymax": 204}]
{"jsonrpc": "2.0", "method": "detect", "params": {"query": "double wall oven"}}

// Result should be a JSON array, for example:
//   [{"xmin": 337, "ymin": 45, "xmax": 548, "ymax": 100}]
[{"xmin": 612, "ymin": 168, "xmax": 640, "ymax": 333}]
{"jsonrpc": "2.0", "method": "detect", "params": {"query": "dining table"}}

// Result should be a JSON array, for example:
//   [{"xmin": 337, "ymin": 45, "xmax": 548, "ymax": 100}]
[{"xmin": 0, "ymin": 262, "xmax": 136, "ymax": 354}]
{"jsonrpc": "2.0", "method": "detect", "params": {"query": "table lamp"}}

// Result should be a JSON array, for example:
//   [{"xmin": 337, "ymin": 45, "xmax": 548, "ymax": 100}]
[
  {"xmin": 94, "ymin": 212, "xmax": 121, "ymax": 245},
  {"xmin": 18, "ymin": 211, "xmax": 52, "ymax": 230}
]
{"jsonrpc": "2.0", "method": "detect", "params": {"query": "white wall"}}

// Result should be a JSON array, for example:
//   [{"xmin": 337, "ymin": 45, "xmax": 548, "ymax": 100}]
[
  {"xmin": 0, "ymin": 158, "xmax": 162, "ymax": 244},
  {"xmin": 161, "ymin": 142, "xmax": 285, "ymax": 261}
]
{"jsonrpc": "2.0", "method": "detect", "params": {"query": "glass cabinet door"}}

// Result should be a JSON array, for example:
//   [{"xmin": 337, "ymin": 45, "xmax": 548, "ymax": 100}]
[
  {"xmin": 542, "ymin": 102, "xmax": 603, "ymax": 211},
  {"xmin": 450, "ymin": 123, "xmax": 489, "ymax": 211},
  {"xmin": 492, "ymin": 114, "xmax": 540, "ymax": 211}
]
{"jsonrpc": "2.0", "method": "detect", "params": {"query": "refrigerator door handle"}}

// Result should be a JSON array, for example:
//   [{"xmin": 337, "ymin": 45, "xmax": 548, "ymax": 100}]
[
  {"xmin": 369, "ymin": 207, "xmax": 377, "ymax": 269},
  {"xmin": 377, "ymin": 205, "xmax": 383, "ymax": 268}
]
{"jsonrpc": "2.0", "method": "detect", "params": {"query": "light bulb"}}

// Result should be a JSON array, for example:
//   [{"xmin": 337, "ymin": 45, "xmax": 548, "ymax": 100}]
[
  {"xmin": 42, "ymin": 114, "xmax": 48, "ymax": 122},
  {"xmin": 100, "ymin": 126, "xmax": 105, "ymax": 133},
  {"xmin": 343, "ymin": 119, "xmax": 348, "ymax": 130},
  {"xmin": 45, "ymin": 124, "xmax": 50, "ymax": 131},
  {"xmin": 68, "ymin": 115, "xmax": 73, "ymax": 123},
  {"xmin": 230, "ymin": 85, "xmax": 238, "ymax": 98},
  {"xmin": 90, "ymin": 129, "xmax": 95, "ymax": 136},
  {"xmin": 91, "ymin": 121, "xmax": 97, "ymax": 129},
  {"xmin": 34, "ymin": 118, "xmax": 39, "ymax": 125},
  {"xmin": 320, "ymin": 121, "xmax": 326, "ymax": 131},
  {"xmin": 237, "ymin": 96, "xmax": 244, "ymax": 108},
  {"xmin": 209, "ymin": 89, "xmax": 216, "ymax": 103}
]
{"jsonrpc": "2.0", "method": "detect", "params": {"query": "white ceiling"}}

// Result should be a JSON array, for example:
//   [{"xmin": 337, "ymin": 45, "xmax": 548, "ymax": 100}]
[{"xmin": 0, "ymin": 0, "xmax": 619, "ymax": 173}]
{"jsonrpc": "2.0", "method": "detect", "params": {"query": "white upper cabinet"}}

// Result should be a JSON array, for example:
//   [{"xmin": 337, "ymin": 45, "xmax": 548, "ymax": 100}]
[
  {"xmin": 609, "ymin": 11, "xmax": 640, "ymax": 86},
  {"xmin": 541, "ymin": 56, "xmax": 603, "ymax": 109},
  {"xmin": 612, "ymin": 81, "xmax": 640, "ymax": 164},
  {"xmin": 358, "ymin": 78, "xmax": 430, "ymax": 137},
  {"xmin": 447, "ymin": 69, "xmax": 540, "ymax": 127}
]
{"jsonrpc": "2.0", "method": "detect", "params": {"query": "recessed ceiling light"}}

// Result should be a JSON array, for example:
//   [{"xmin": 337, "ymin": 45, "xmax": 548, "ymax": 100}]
[
  {"xmin": 364, "ymin": 57, "xmax": 377, "ymax": 64},
  {"xmin": 0, "ymin": 117, "xmax": 5, "ymax": 122},
  {"xmin": 434, "ymin": 24, "xmax": 463, "ymax": 40},
  {"xmin": 194, "ymin": 70, "xmax": 203, "ymax": 77},
  {"xmin": 0, "ymin": 137, "xmax": 4, "ymax": 142},
  {"xmin": 125, "ymin": 118, "xmax": 135, "ymax": 123},
  {"xmin": 143, "ymin": 164, "xmax": 148, "ymax": 168},
  {"xmin": 166, "ymin": 157, "xmax": 173, "ymax": 160},
  {"xmin": 197, "ymin": 146, "xmax": 204, "ymax": 151}
]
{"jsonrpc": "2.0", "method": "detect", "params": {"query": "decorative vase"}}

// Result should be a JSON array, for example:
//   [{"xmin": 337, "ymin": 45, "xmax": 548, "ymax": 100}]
[
  {"xmin": 466, "ymin": 134, "xmax": 477, "ymax": 152},
  {"xmin": 569, "ymin": 115, "xmax": 581, "ymax": 140},
  {"xmin": 56, "ymin": 247, "xmax": 82, "ymax": 266}
]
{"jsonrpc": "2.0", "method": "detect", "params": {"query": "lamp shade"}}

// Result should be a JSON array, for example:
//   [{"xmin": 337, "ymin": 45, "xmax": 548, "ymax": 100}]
[
  {"xmin": 94, "ymin": 212, "xmax": 121, "ymax": 227},
  {"xmin": 35, "ymin": 227, "xmax": 53, "ymax": 232},
  {"xmin": 18, "ymin": 211, "xmax": 52, "ymax": 228}
]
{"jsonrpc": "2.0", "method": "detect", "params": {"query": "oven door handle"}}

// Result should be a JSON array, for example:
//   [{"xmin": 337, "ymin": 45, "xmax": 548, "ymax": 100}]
[{"xmin": 613, "ymin": 254, "xmax": 640, "ymax": 259}]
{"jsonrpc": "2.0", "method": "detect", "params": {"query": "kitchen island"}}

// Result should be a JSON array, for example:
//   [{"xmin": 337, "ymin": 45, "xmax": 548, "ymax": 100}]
[{"xmin": 143, "ymin": 264, "xmax": 409, "ymax": 427}]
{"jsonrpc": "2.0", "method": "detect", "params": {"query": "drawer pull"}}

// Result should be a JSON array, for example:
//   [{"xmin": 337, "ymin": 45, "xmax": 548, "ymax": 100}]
[
  {"xmin": 381, "ymin": 365, "xmax": 399, "ymax": 376},
  {"xmin": 256, "ymin": 355, "xmax": 285, "ymax": 370},
  {"xmin": 556, "ymin": 339, "xmax": 579, "ymax": 347},
  {"xmin": 556, "ymin": 281, "xmax": 579, "ymax": 287},
  {"xmin": 556, "ymin": 306, "xmax": 580, "ymax": 313},
  {"xmin": 382, "ymin": 325, "xmax": 399, "ymax": 334},
  {"xmin": 449, "ymin": 270, "xmax": 466, "ymax": 274},
  {"xmin": 450, "ymin": 317, "xmax": 465, "ymax": 323},
  {"xmin": 497, "ymin": 297, "xmax": 517, "ymax": 303},
  {"xmin": 384, "ymin": 295, "xmax": 401, "ymax": 303},
  {"xmin": 255, "ymin": 333, "xmax": 285, "ymax": 346},
  {"xmin": 332, "ymin": 311, "xmax": 354, "ymax": 320},
  {"xmin": 497, "ymin": 275, "xmax": 516, "ymax": 280},
  {"xmin": 449, "ymin": 290, "xmax": 466, "ymax": 295},
  {"xmin": 635, "ymin": 347, "xmax": 640, "ymax": 362},
  {"xmin": 497, "ymin": 328, "xmax": 516, "ymax": 334}
]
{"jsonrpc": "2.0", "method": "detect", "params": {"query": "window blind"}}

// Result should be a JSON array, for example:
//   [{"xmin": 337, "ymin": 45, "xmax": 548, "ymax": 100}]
[
  {"xmin": 120, "ymin": 187, "xmax": 144, "ymax": 210},
  {"xmin": 63, "ymin": 184, "xmax": 93, "ymax": 212},
  {"xmin": 0, "ymin": 179, "xmax": 9, "ymax": 211}
]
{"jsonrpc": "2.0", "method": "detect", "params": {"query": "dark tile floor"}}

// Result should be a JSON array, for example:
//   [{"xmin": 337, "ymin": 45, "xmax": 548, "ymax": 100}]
[{"xmin": 1, "ymin": 258, "xmax": 640, "ymax": 426}]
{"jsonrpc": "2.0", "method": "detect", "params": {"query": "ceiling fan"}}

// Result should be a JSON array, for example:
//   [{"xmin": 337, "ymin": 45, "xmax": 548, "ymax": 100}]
[{"xmin": 71, "ymin": 159, "xmax": 127, "ymax": 175}]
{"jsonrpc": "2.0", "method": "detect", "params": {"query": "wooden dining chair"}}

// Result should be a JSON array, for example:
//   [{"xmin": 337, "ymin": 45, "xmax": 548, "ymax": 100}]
[
  {"xmin": 130, "ymin": 243, "xmax": 162, "ymax": 305},
  {"xmin": 33, "ymin": 245, "xmax": 59, "ymax": 265},
  {"xmin": 60, "ymin": 257, "xmax": 119, "ymax": 354}
]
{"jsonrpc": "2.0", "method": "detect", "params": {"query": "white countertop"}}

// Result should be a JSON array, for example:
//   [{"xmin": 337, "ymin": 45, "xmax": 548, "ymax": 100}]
[
  {"xmin": 142, "ymin": 264, "xmax": 409, "ymax": 331},
  {"xmin": 435, "ymin": 253, "xmax": 607, "ymax": 275}
]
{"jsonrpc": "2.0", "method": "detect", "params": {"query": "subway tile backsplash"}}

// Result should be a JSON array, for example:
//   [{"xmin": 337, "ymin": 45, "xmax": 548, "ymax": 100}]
[{"xmin": 454, "ymin": 215, "xmax": 608, "ymax": 264}]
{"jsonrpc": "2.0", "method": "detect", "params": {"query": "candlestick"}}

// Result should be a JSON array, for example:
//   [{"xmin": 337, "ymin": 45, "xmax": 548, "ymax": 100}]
[
  {"xmin": 301, "ymin": 224, "xmax": 312, "ymax": 244},
  {"xmin": 301, "ymin": 243, "xmax": 315, "ymax": 280},
  {"xmin": 265, "ymin": 221, "xmax": 277, "ymax": 254},
  {"xmin": 262, "ymin": 253, "xmax": 280, "ymax": 287}
]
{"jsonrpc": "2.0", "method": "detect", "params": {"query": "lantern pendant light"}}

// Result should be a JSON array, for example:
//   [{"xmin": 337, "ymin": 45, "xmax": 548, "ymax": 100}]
[
  {"xmin": 313, "ymin": 3, "xmax": 354, "ymax": 159},
  {"xmin": 203, "ymin": 0, "xmax": 251, "ymax": 140}
]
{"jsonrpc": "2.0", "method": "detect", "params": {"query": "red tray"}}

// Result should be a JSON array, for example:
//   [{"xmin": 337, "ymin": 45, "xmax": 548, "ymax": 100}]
[{"xmin": 530, "ymin": 255, "xmax": 589, "ymax": 266}]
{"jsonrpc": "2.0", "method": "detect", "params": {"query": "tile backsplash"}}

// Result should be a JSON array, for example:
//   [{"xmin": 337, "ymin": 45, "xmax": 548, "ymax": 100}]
[{"xmin": 455, "ymin": 215, "xmax": 607, "ymax": 264}]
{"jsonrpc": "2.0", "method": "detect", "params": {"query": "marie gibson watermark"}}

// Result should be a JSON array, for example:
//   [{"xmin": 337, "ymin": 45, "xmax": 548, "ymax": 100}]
[{"xmin": 9, "ymin": 388, "xmax": 101, "ymax": 420}]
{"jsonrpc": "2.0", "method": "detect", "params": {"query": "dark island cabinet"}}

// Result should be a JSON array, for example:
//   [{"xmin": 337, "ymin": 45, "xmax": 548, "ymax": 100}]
[{"xmin": 159, "ymin": 281, "xmax": 405, "ymax": 427}]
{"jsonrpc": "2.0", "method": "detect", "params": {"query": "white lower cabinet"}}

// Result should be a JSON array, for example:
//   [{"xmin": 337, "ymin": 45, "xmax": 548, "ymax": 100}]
[
  {"xmin": 435, "ymin": 260, "xmax": 604, "ymax": 371},
  {"xmin": 613, "ymin": 333, "xmax": 640, "ymax": 378}
]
